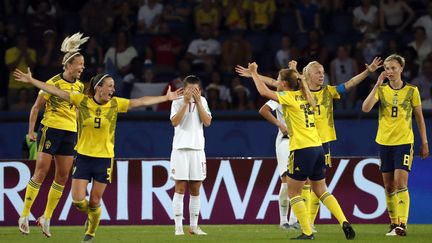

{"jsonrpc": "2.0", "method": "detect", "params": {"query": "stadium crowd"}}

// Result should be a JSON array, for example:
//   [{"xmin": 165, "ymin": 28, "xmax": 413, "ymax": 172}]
[{"xmin": 1, "ymin": 0, "xmax": 432, "ymax": 112}]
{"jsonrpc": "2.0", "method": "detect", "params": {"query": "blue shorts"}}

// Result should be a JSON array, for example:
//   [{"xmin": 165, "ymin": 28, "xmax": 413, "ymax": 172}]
[
  {"xmin": 37, "ymin": 125, "xmax": 76, "ymax": 156},
  {"xmin": 288, "ymin": 146, "xmax": 326, "ymax": 181},
  {"xmin": 322, "ymin": 142, "xmax": 332, "ymax": 167},
  {"xmin": 379, "ymin": 144, "xmax": 413, "ymax": 172},
  {"xmin": 72, "ymin": 153, "xmax": 113, "ymax": 184}
]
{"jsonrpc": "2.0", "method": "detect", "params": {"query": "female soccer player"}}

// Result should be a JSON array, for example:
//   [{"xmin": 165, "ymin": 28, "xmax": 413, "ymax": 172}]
[
  {"xmin": 170, "ymin": 75, "xmax": 212, "ymax": 235},
  {"xmin": 18, "ymin": 33, "xmax": 88, "ymax": 237},
  {"xmin": 362, "ymin": 54, "xmax": 429, "ymax": 236},
  {"xmin": 247, "ymin": 62, "xmax": 355, "ymax": 240},
  {"xmin": 14, "ymin": 69, "xmax": 182, "ymax": 242}
]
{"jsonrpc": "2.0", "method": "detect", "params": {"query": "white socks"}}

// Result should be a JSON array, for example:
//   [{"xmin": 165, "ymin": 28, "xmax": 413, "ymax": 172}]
[
  {"xmin": 173, "ymin": 193, "xmax": 184, "ymax": 228},
  {"xmin": 279, "ymin": 183, "xmax": 289, "ymax": 225},
  {"xmin": 189, "ymin": 195, "xmax": 200, "ymax": 228}
]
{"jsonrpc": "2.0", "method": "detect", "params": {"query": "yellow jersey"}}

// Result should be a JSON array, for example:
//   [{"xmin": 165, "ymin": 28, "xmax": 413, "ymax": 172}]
[
  {"xmin": 311, "ymin": 85, "xmax": 341, "ymax": 143},
  {"xmin": 374, "ymin": 82, "xmax": 421, "ymax": 145},
  {"xmin": 70, "ymin": 93, "xmax": 130, "ymax": 158},
  {"xmin": 40, "ymin": 74, "xmax": 84, "ymax": 132},
  {"xmin": 277, "ymin": 90, "xmax": 322, "ymax": 151},
  {"xmin": 5, "ymin": 46, "xmax": 37, "ymax": 89},
  {"xmin": 251, "ymin": 0, "xmax": 276, "ymax": 25}
]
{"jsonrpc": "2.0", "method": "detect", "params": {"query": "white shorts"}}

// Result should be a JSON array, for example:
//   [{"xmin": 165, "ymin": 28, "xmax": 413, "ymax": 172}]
[
  {"xmin": 170, "ymin": 149, "xmax": 207, "ymax": 181},
  {"xmin": 275, "ymin": 134, "xmax": 290, "ymax": 176}
]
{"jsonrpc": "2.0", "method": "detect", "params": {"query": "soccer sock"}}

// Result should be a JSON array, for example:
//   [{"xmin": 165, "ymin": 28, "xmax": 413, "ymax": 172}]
[
  {"xmin": 396, "ymin": 188, "xmax": 410, "ymax": 225},
  {"xmin": 189, "ymin": 195, "xmax": 200, "ymax": 228},
  {"xmin": 320, "ymin": 192, "xmax": 347, "ymax": 226},
  {"xmin": 86, "ymin": 206, "xmax": 101, "ymax": 237},
  {"xmin": 21, "ymin": 179, "xmax": 41, "ymax": 217},
  {"xmin": 288, "ymin": 207, "xmax": 298, "ymax": 225},
  {"xmin": 290, "ymin": 195, "xmax": 312, "ymax": 235},
  {"xmin": 385, "ymin": 191, "xmax": 399, "ymax": 224},
  {"xmin": 301, "ymin": 185, "xmax": 311, "ymax": 216},
  {"xmin": 173, "ymin": 193, "xmax": 184, "ymax": 228},
  {"xmin": 309, "ymin": 191, "xmax": 320, "ymax": 225},
  {"xmin": 73, "ymin": 199, "xmax": 89, "ymax": 214},
  {"xmin": 43, "ymin": 181, "xmax": 64, "ymax": 219},
  {"xmin": 279, "ymin": 183, "xmax": 289, "ymax": 225}
]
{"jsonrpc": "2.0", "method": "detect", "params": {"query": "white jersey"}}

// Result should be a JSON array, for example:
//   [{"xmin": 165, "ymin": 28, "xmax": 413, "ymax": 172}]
[
  {"xmin": 265, "ymin": 100, "xmax": 287, "ymax": 139},
  {"xmin": 170, "ymin": 96, "xmax": 211, "ymax": 150}
]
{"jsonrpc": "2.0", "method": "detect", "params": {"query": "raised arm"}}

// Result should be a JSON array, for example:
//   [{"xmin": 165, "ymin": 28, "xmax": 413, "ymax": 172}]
[
  {"xmin": 235, "ymin": 64, "xmax": 279, "ymax": 88},
  {"xmin": 171, "ymin": 89, "xmax": 191, "ymax": 127},
  {"xmin": 413, "ymin": 105, "xmax": 429, "ymax": 159},
  {"xmin": 362, "ymin": 71, "xmax": 386, "ymax": 112},
  {"xmin": 128, "ymin": 86, "xmax": 182, "ymax": 109},
  {"xmin": 13, "ymin": 68, "xmax": 70, "ymax": 102},
  {"xmin": 28, "ymin": 95, "xmax": 46, "ymax": 141},
  {"xmin": 249, "ymin": 62, "xmax": 279, "ymax": 101},
  {"xmin": 344, "ymin": 57, "xmax": 382, "ymax": 91}
]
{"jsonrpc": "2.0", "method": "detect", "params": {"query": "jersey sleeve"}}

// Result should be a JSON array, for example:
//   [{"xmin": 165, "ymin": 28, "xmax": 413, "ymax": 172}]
[
  {"xmin": 265, "ymin": 99, "xmax": 279, "ymax": 111},
  {"xmin": 201, "ymin": 97, "xmax": 212, "ymax": 116},
  {"xmin": 328, "ymin": 86, "xmax": 341, "ymax": 99},
  {"xmin": 170, "ymin": 98, "xmax": 182, "ymax": 119},
  {"xmin": 412, "ymin": 87, "xmax": 422, "ymax": 107},
  {"xmin": 276, "ymin": 91, "xmax": 291, "ymax": 106},
  {"xmin": 115, "ymin": 97, "xmax": 130, "ymax": 113},
  {"xmin": 70, "ymin": 92, "xmax": 84, "ymax": 108}
]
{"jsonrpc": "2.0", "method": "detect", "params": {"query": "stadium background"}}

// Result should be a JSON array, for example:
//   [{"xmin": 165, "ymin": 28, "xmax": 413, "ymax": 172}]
[{"xmin": 1, "ymin": 0, "xmax": 432, "ymax": 227}]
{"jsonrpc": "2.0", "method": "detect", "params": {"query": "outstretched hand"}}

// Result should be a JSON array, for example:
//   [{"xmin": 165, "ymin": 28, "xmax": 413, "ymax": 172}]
[
  {"xmin": 366, "ymin": 57, "xmax": 383, "ymax": 73},
  {"xmin": 13, "ymin": 67, "xmax": 34, "ymax": 83},
  {"xmin": 375, "ymin": 71, "xmax": 388, "ymax": 87},
  {"xmin": 235, "ymin": 65, "xmax": 252, "ymax": 78},
  {"xmin": 248, "ymin": 62, "xmax": 258, "ymax": 73},
  {"xmin": 166, "ymin": 86, "xmax": 183, "ymax": 101},
  {"xmin": 288, "ymin": 60, "xmax": 298, "ymax": 71}
]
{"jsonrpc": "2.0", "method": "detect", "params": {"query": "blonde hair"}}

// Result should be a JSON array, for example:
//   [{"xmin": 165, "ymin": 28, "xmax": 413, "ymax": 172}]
[
  {"xmin": 302, "ymin": 61, "xmax": 322, "ymax": 79},
  {"xmin": 61, "ymin": 32, "xmax": 89, "ymax": 67},
  {"xmin": 384, "ymin": 54, "xmax": 405, "ymax": 67}
]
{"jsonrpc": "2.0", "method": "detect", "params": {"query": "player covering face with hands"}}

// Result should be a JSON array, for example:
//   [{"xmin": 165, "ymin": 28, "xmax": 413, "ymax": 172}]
[{"xmin": 14, "ymin": 68, "xmax": 182, "ymax": 242}]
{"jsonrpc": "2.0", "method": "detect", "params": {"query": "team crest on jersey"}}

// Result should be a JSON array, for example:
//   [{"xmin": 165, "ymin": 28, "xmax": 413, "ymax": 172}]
[
  {"xmin": 96, "ymin": 107, "xmax": 101, "ymax": 117},
  {"xmin": 45, "ymin": 140, "xmax": 52, "ymax": 150},
  {"xmin": 295, "ymin": 166, "xmax": 300, "ymax": 171}
]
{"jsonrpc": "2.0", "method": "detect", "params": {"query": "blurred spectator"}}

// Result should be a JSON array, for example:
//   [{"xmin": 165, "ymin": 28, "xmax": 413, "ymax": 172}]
[
  {"xmin": 122, "ymin": 57, "xmax": 143, "ymax": 98},
  {"xmin": 300, "ymin": 29, "xmax": 329, "ymax": 68},
  {"xmin": 137, "ymin": 0, "xmax": 164, "ymax": 34},
  {"xmin": 401, "ymin": 46, "xmax": 419, "ymax": 82},
  {"xmin": 186, "ymin": 24, "xmax": 221, "ymax": 72},
  {"xmin": 229, "ymin": 76, "xmax": 255, "ymax": 110},
  {"xmin": 113, "ymin": 1, "xmax": 137, "ymax": 34},
  {"xmin": 80, "ymin": 0, "xmax": 113, "ymax": 38},
  {"xmin": 0, "ymin": 19, "xmax": 10, "ymax": 111},
  {"xmin": 222, "ymin": 0, "xmax": 249, "ymax": 31},
  {"xmin": 9, "ymin": 87, "xmax": 33, "ymax": 112},
  {"xmin": 5, "ymin": 31, "xmax": 36, "ymax": 108},
  {"xmin": 276, "ymin": 0, "xmax": 296, "ymax": 14},
  {"xmin": 163, "ymin": 0, "xmax": 193, "ymax": 37},
  {"xmin": 149, "ymin": 22, "xmax": 182, "ymax": 71},
  {"xmin": 408, "ymin": 26, "xmax": 432, "ymax": 65},
  {"xmin": 206, "ymin": 71, "xmax": 231, "ymax": 104},
  {"xmin": 412, "ymin": 59, "xmax": 432, "ymax": 100},
  {"xmin": 379, "ymin": 0, "xmax": 414, "ymax": 33},
  {"xmin": 422, "ymin": 87, "xmax": 432, "ymax": 109},
  {"xmin": 295, "ymin": 0, "xmax": 320, "ymax": 33},
  {"xmin": 221, "ymin": 31, "xmax": 252, "ymax": 74},
  {"xmin": 249, "ymin": 0, "xmax": 276, "ymax": 31},
  {"xmin": 194, "ymin": 0, "xmax": 221, "ymax": 36},
  {"xmin": 104, "ymin": 31, "xmax": 138, "ymax": 94},
  {"xmin": 357, "ymin": 32, "xmax": 384, "ymax": 63},
  {"xmin": 330, "ymin": 45, "xmax": 359, "ymax": 109},
  {"xmin": 35, "ymin": 30, "xmax": 62, "ymax": 81},
  {"xmin": 352, "ymin": 0, "xmax": 379, "ymax": 34},
  {"xmin": 157, "ymin": 58, "xmax": 191, "ymax": 110},
  {"xmin": 275, "ymin": 35, "xmax": 297, "ymax": 70},
  {"xmin": 412, "ymin": 2, "xmax": 432, "ymax": 43},
  {"xmin": 382, "ymin": 38, "xmax": 400, "ymax": 57},
  {"xmin": 205, "ymin": 84, "xmax": 228, "ymax": 110},
  {"xmin": 82, "ymin": 37, "xmax": 104, "ymax": 82},
  {"xmin": 26, "ymin": 0, "xmax": 57, "ymax": 48},
  {"xmin": 27, "ymin": 0, "xmax": 56, "ymax": 16}
]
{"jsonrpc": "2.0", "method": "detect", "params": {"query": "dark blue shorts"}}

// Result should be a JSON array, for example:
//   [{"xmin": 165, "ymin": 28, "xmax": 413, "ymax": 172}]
[
  {"xmin": 37, "ymin": 125, "xmax": 76, "ymax": 156},
  {"xmin": 379, "ymin": 144, "xmax": 413, "ymax": 172},
  {"xmin": 288, "ymin": 146, "xmax": 326, "ymax": 181},
  {"xmin": 72, "ymin": 153, "xmax": 113, "ymax": 184},
  {"xmin": 322, "ymin": 142, "xmax": 332, "ymax": 167}
]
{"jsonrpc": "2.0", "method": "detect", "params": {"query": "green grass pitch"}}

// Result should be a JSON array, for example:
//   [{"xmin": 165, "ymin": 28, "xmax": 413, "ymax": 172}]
[{"xmin": 1, "ymin": 224, "xmax": 432, "ymax": 242}]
